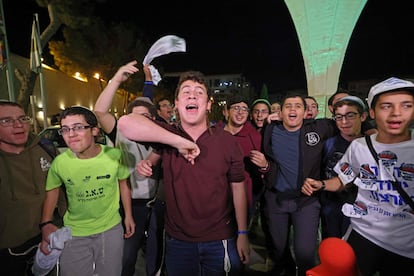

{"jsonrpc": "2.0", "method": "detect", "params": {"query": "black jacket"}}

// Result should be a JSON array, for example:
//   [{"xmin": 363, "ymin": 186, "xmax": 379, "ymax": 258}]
[{"xmin": 262, "ymin": 118, "xmax": 338, "ymax": 197}]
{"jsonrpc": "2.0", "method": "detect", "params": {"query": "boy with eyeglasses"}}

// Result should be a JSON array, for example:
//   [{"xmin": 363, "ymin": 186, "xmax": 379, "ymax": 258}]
[
  {"xmin": 250, "ymin": 98, "xmax": 271, "ymax": 134},
  {"xmin": 39, "ymin": 106, "xmax": 135, "ymax": 276},
  {"xmin": 320, "ymin": 96, "xmax": 368, "ymax": 239},
  {"xmin": 224, "ymin": 95, "xmax": 266, "ymax": 225},
  {"xmin": 0, "ymin": 100, "xmax": 62, "ymax": 276},
  {"xmin": 302, "ymin": 77, "xmax": 414, "ymax": 275}
]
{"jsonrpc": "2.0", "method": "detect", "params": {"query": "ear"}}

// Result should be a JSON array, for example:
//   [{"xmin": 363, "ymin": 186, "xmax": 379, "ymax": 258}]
[
  {"xmin": 92, "ymin": 126, "xmax": 100, "ymax": 136},
  {"xmin": 369, "ymin": 109, "xmax": 375, "ymax": 120},
  {"xmin": 360, "ymin": 112, "xmax": 368, "ymax": 122}
]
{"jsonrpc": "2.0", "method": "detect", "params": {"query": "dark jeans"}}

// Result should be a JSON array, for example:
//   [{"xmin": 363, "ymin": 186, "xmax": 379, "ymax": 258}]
[
  {"xmin": 319, "ymin": 191, "xmax": 350, "ymax": 239},
  {"xmin": 320, "ymin": 196, "xmax": 350, "ymax": 239},
  {"xmin": 0, "ymin": 234, "xmax": 41, "ymax": 276},
  {"xmin": 348, "ymin": 230, "xmax": 414, "ymax": 275},
  {"xmin": 165, "ymin": 236, "xmax": 242, "ymax": 276},
  {"xmin": 264, "ymin": 191, "xmax": 320, "ymax": 276},
  {"xmin": 121, "ymin": 199, "xmax": 165, "ymax": 276}
]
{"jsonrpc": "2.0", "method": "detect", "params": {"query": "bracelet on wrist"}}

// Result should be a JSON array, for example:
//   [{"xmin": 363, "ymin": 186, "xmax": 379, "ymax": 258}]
[
  {"xmin": 237, "ymin": 230, "xmax": 248, "ymax": 235},
  {"xmin": 260, "ymin": 162, "xmax": 269, "ymax": 170},
  {"xmin": 39, "ymin": 220, "xmax": 53, "ymax": 230}
]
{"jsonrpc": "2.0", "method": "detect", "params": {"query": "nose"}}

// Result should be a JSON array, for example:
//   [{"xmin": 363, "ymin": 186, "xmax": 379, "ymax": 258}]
[
  {"xmin": 391, "ymin": 106, "xmax": 402, "ymax": 116},
  {"xmin": 12, "ymin": 119, "xmax": 24, "ymax": 127},
  {"xmin": 188, "ymin": 91, "xmax": 197, "ymax": 99}
]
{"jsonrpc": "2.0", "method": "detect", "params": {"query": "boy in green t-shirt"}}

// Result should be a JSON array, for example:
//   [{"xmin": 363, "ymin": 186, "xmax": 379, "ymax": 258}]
[{"xmin": 39, "ymin": 106, "xmax": 134, "ymax": 276}]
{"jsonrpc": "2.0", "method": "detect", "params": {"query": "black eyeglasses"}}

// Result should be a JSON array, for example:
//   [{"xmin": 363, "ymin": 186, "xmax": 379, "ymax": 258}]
[
  {"xmin": 0, "ymin": 116, "xmax": 32, "ymax": 127},
  {"xmin": 230, "ymin": 106, "xmax": 249, "ymax": 113},
  {"xmin": 333, "ymin": 112, "xmax": 359, "ymax": 121},
  {"xmin": 58, "ymin": 125, "xmax": 91, "ymax": 135}
]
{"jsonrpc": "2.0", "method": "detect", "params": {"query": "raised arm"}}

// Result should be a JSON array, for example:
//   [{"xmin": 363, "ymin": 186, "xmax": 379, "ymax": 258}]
[
  {"xmin": 94, "ymin": 60, "xmax": 139, "ymax": 133},
  {"xmin": 118, "ymin": 113, "xmax": 200, "ymax": 164},
  {"xmin": 142, "ymin": 64, "xmax": 154, "ymax": 101}
]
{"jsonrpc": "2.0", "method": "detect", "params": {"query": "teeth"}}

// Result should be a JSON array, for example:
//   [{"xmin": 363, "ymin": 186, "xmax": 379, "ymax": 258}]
[{"xmin": 186, "ymin": 105, "xmax": 198, "ymax": 110}]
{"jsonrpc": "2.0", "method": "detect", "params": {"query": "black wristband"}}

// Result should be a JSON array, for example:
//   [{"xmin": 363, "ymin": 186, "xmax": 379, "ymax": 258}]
[
  {"xmin": 39, "ymin": 220, "xmax": 53, "ymax": 230},
  {"xmin": 320, "ymin": 180, "xmax": 326, "ymax": 190}
]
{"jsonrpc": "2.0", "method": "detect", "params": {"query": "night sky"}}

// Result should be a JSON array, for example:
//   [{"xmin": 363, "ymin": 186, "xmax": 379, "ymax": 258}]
[{"xmin": 3, "ymin": 0, "xmax": 414, "ymax": 94}]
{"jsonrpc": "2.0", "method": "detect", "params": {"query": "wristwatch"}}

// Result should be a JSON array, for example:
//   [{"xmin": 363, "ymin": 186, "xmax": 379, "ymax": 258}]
[
  {"xmin": 320, "ymin": 180, "xmax": 326, "ymax": 190},
  {"xmin": 39, "ymin": 220, "xmax": 53, "ymax": 230}
]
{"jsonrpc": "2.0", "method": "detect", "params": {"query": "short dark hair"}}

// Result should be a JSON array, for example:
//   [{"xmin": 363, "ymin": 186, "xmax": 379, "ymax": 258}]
[
  {"xmin": 174, "ymin": 71, "xmax": 211, "ymax": 99},
  {"xmin": 226, "ymin": 94, "xmax": 249, "ymax": 109},
  {"xmin": 156, "ymin": 97, "xmax": 171, "ymax": 110},
  {"xmin": 281, "ymin": 94, "xmax": 306, "ymax": 110},
  {"xmin": 328, "ymin": 88, "xmax": 350, "ymax": 106},
  {"xmin": 304, "ymin": 96, "xmax": 319, "ymax": 108},
  {"xmin": 60, "ymin": 106, "xmax": 98, "ymax": 127},
  {"xmin": 127, "ymin": 100, "xmax": 157, "ymax": 117},
  {"xmin": 0, "ymin": 100, "xmax": 23, "ymax": 109}
]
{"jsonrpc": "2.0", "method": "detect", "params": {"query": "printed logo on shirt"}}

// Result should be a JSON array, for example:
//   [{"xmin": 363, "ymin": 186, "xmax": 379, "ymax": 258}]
[
  {"xmin": 400, "ymin": 163, "xmax": 414, "ymax": 181},
  {"xmin": 96, "ymin": 174, "xmax": 111, "ymax": 180},
  {"xmin": 304, "ymin": 132, "xmax": 320, "ymax": 146},
  {"xmin": 359, "ymin": 163, "xmax": 376, "ymax": 186},
  {"xmin": 83, "ymin": 176, "xmax": 91, "ymax": 182},
  {"xmin": 339, "ymin": 162, "xmax": 354, "ymax": 176},
  {"xmin": 378, "ymin": 150, "xmax": 397, "ymax": 167},
  {"xmin": 353, "ymin": 201, "xmax": 368, "ymax": 216},
  {"xmin": 39, "ymin": 157, "xmax": 51, "ymax": 171}
]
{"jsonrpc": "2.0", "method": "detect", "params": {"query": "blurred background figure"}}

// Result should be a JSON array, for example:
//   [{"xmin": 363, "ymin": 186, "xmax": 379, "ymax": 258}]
[
  {"xmin": 250, "ymin": 98, "xmax": 271, "ymax": 134},
  {"xmin": 271, "ymin": 102, "xmax": 281, "ymax": 114},
  {"xmin": 304, "ymin": 96, "xmax": 319, "ymax": 119}
]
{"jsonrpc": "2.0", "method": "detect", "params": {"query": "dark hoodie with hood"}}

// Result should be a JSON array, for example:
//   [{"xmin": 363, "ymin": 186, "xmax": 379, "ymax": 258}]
[{"xmin": 0, "ymin": 133, "xmax": 56, "ymax": 249}]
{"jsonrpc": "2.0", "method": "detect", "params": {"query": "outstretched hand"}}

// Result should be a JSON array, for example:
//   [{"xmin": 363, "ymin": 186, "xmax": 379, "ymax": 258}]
[
  {"xmin": 111, "ymin": 60, "xmax": 140, "ymax": 83},
  {"xmin": 267, "ymin": 112, "xmax": 281, "ymax": 123}
]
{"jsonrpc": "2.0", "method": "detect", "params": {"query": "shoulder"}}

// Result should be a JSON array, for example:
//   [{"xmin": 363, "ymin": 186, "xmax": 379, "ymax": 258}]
[
  {"xmin": 37, "ymin": 136, "xmax": 59, "ymax": 158},
  {"xmin": 304, "ymin": 118, "xmax": 337, "ymax": 133},
  {"xmin": 102, "ymin": 144, "xmax": 122, "ymax": 156},
  {"xmin": 210, "ymin": 126, "xmax": 240, "ymax": 144}
]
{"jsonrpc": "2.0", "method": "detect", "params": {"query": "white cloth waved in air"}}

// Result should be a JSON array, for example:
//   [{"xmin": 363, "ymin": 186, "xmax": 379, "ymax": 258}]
[{"xmin": 143, "ymin": 35, "xmax": 186, "ymax": 85}]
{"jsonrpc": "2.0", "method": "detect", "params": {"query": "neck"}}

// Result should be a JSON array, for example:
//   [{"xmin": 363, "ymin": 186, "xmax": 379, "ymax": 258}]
[
  {"xmin": 0, "ymin": 143, "xmax": 25, "ymax": 154},
  {"xmin": 224, "ymin": 123, "xmax": 243, "ymax": 135},
  {"xmin": 375, "ymin": 130, "xmax": 411, "ymax": 144},
  {"xmin": 182, "ymin": 122, "xmax": 208, "ymax": 141},
  {"xmin": 74, "ymin": 144, "xmax": 102, "ymax": 159},
  {"xmin": 341, "ymin": 132, "xmax": 363, "ymax": 142}
]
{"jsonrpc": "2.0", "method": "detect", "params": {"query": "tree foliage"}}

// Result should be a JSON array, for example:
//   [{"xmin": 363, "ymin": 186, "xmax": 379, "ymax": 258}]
[
  {"xmin": 16, "ymin": 0, "xmax": 158, "ymax": 112},
  {"xmin": 49, "ymin": 20, "xmax": 148, "ymax": 90}
]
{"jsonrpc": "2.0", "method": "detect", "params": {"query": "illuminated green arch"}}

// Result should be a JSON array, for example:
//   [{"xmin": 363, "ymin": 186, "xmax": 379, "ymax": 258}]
[{"xmin": 285, "ymin": 0, "xmax": 367, "ymax": 116}]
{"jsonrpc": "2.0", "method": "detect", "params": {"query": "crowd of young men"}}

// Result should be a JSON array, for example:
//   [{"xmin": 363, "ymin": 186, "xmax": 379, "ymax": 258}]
[{"xmin": 1, "ymin": 69, "xmax": 413, "ymax": 276}]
